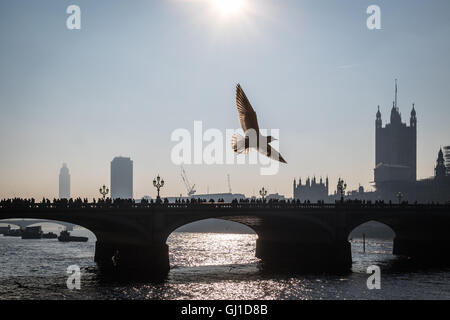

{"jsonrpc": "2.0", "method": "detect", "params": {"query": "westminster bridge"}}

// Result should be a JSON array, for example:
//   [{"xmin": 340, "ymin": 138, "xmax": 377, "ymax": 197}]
[{"xmin": 1, "ymin": 199, "xmax": 450, "ymax": 278}]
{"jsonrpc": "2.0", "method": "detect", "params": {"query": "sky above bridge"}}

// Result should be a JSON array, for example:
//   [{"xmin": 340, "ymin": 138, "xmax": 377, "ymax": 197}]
[{"xmin": 1, "ymin": 0, "xmax": 450, "ymax": 199}]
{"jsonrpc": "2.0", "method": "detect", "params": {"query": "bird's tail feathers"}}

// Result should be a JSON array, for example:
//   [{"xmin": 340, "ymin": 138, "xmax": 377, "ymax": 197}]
[{"xmin": 231, "ymin": 134, "xmax": 247, "ymax": 154}]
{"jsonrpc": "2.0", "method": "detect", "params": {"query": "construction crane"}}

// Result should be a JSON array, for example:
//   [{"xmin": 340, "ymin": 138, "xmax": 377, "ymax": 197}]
[
  {"xmin": 181, "ymin": 166, "xmax": 196, "ymax": 197},
  {"xmin": 227, "ymin": 174, "xmax": 232, "ymax": 194}
]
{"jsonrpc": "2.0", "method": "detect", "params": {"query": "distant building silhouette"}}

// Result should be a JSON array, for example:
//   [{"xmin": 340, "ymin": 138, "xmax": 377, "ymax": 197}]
[
  {"xmin": 435, "ymin": 148, "xmax": 447, "ymax": 179},
  {"xmin": 402, "ymin": 148, "xmax": 450, "ymax": 202},
  {"xmin": 193, "ymin": 193, "xmax": 246, "ymax": 203},
  {"xmin": 59, "ymin": 163, "xmax": 70, "ymax": 199},
  {"xmin": 267, "ymin": 193, "xmax": 286, "ymax": 201},
  {"xmin": 370, "ymin": 81, "xmax": 448, "ymax": 202},
  {"xmin": 374, "ymin": 80, "xmax": 417, "ymax": 185},
  {"xmin": 293, "ymin": 177, "xmax": 329, "ymax": 202},
  {"xmin": 111, "ymin": 157, "xmax": 133, "ymax": 200},
  {"xmin": 444, "ymin": 146, "xmax": 450, "ymax": 176},
  {"xmin": 290, "ymin": 81, "xmax": 449, "ymax": 203}
]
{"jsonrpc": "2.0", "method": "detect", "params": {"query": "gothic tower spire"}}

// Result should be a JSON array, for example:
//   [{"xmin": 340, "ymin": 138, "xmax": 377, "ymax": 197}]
[
  {"xmin": 436, "ymin": 148, "xmax": 446, "ymax": 178},
  {"xmin": 395, "ymin": 79, "xmax": 398, "ymax": 110},
  {"xmin": 410, "ymin": 103, "xmax": 417, "ymax": 128},
  {"xmin": 376, "ymin": 105, "xmax": 382, "ymax": 128}
]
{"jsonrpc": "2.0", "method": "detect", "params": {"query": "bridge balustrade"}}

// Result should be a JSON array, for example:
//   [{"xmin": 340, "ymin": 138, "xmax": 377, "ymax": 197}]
[{"xmin": 1, "ymin": 198, "xmax": 450, "ymax": 211}]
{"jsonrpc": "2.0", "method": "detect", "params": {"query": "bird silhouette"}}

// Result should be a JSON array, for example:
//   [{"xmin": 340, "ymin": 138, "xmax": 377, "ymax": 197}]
[{"xmin": 231, "ymin": 84, "xmax": 287, "ymax": 164}]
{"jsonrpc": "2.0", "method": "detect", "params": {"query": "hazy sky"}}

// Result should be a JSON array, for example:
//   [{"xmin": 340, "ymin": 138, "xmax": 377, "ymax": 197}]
[{"xmin": 1, "ymin": 0, "xmax": 450, "ymax": 199}]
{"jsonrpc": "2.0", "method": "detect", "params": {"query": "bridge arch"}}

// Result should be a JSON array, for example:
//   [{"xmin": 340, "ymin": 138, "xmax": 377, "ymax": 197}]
[
  {"xmin": 163, "ymin": 212, "xmax": 336, "ymax": 244},
  {"xmin": 167, "ymin": 218, "xmax": 259, "ymax": 268},
  {"xmin": 163, "ymin": 213, "xmax": 340, "ymax": 272},
  {"xmin": 347, "ymin": 220, "xmax": 397, "ymax": 264},
  {"xmin": 0, "ymin": 221, "xmax": 22, "ymax": 229},
  {"xmin": 0, "ymin": 219, "xmax": 75, "ymax": 231},
  {"xmin": 348, "ymin": 220, "xmax": 396, "ymax": 241},
  {"xmin": 164, "ymin": 217, "xmax": 260, "ymax": 240},
  {"xmin": 346, "ymin": 216, "xmax": 399, "ymax": 240},
  {"xmin": 169, "ymin": 218, "xmax": 256, "ymax": 234},
  {"xmin": 0, "ymin": 218, "xmax": 97, "ymax": 240}
]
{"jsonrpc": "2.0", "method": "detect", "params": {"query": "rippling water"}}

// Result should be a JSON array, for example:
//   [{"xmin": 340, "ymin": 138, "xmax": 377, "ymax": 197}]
[{"xmin": 1, "ymin": 226, "xmax": 450, "ymax": 300}]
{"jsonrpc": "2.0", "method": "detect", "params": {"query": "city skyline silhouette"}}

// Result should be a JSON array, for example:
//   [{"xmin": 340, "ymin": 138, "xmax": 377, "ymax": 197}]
[
  {"xmin": 5, "ymin": 80, "xmax": 449, "ymax": 201},
  {"xmin": 1, "ymin": 1, "xmax": 450, "ymax": 200},
  {"xmin": 1, "ymin": 0, "xmax": 450, "ymax": 303}
]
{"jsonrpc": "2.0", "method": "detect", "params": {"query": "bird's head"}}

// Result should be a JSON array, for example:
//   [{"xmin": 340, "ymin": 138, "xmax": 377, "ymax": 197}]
[{"xmin": 267, "ymin": 136, "xmax": 278, "ymax": 143}]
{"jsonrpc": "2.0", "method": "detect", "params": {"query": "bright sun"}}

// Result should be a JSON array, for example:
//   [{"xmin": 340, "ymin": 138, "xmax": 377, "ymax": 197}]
[{"xmin": 212, "ymin": 0, "xmax": 245, "ymax": 16}]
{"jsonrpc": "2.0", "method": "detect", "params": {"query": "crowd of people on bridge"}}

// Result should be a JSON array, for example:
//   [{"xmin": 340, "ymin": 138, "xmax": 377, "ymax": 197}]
[{"xmin": 1, "ymin": 197, "xmax": 448, "ymax": 210}]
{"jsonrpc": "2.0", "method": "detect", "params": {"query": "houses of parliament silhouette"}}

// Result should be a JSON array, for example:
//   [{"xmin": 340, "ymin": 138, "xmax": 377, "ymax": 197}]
[
  {"xmin": 293, "ymin": 177, "xmax": 329, "ymax": 203},
  {"xmin": 294, "ymin": 81, "xmax": 450, "ymax": 203}
]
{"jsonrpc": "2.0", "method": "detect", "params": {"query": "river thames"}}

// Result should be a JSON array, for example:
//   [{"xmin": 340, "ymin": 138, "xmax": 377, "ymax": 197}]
[{"xmin": 1, "ymin": 227, "xmax": 450, "ymax": 300}]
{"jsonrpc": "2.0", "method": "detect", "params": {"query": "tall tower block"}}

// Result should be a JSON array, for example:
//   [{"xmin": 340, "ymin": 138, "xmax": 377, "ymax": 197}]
[
  {"xmin": 59, "ymin": 163, "xmax": 71, "ymax": 199},
  {"xmin": 111, "ymin": 157, "xmax": 133, "ymax": 200}
]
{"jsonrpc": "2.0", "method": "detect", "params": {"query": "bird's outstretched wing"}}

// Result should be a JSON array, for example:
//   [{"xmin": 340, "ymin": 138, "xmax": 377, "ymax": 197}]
[
  {"xmin": 236, "ymin": 84, "xmax": 259, "ymax": 133},
  {"xmin": 265, "ymin": 146, "xmax": 288, "ymax": 164}
]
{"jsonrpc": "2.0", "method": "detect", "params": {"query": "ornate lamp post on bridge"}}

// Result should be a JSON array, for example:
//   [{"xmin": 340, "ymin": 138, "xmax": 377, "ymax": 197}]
[
  {"xmin": 337, "ymin": 178, "xmax": 347, "ymax": 202},
  {"xmin": 259, "ymin": 187, "xmax": 268, "ymax": 202},
  {"xmin": 396, "ymin": 192, "xmax": 403, "ymax": 204},
  {"xmin": 153, "ymin": 175, "xmax": 165, "ymax": 202},
  {"xmin": 99, "ymin": 185, "xmax": 109, "ymax": 200}
]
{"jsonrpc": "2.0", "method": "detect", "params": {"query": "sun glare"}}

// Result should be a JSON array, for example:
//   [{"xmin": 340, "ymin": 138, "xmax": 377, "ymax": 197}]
[{"xmin": 212, "ymin": 0, "xmax": 245, "ymax": 17}]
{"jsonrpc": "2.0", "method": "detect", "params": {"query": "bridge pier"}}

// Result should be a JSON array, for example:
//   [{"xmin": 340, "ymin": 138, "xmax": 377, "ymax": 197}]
[
  {"xmin": 94, "ymin": 241, "xmax": 169, "ymax": 279},
  {"xmin": 255, "ymin": 239, "xmax": 352, "ymax": 273}
]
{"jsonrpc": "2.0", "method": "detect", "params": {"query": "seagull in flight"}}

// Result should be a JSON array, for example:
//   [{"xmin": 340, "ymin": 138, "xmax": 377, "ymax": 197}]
[{"xmin": 231, "ymin": 84, "xmax": 287, "ymax": 164}]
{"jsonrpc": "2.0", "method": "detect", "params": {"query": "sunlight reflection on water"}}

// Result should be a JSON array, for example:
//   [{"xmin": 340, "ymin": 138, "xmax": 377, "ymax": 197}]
[{"xmin": 2, "ymin": 229, "xmax": 450, "ymax": 300}]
